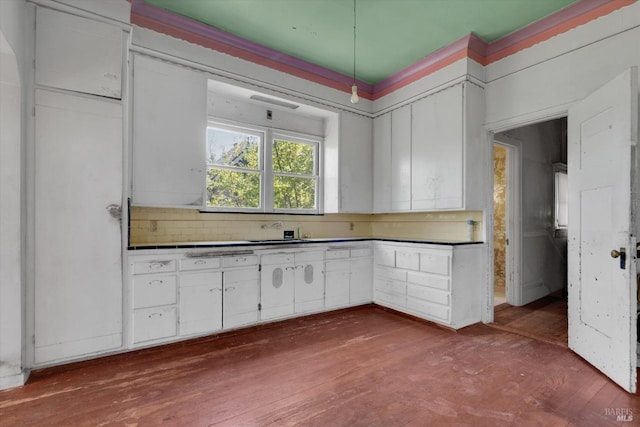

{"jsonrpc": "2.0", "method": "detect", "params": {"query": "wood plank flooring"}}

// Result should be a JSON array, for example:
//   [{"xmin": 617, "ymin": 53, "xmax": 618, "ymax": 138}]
[
  {"xmin": 1, "ymin": 306, "xmax": 639, "ymax": 426},
  {"xmin": 491, "ymin": 294, "xmax": 568, "ymax": 346}
]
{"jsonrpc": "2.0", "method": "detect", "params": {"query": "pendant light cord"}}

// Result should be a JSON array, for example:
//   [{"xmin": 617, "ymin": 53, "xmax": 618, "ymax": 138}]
[{"xmin": 353, "ymin": 0, "xmax": 356, "ymax": 85}]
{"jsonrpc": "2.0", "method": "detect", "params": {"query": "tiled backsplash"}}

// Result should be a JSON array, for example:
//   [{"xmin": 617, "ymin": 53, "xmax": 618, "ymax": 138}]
[{"xmin": 129, "ymin": 207, "xmax": 483, "ymax": 245}]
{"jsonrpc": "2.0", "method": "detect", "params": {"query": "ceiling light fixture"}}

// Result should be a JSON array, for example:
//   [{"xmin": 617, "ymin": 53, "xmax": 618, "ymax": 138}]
[
  {"xmin": 350, "ymin": 0, "xmax": 359, "ymax": 104},
  {"xmin": 249, "ymin": 94, "xmax": 299, "ymax": 109}
]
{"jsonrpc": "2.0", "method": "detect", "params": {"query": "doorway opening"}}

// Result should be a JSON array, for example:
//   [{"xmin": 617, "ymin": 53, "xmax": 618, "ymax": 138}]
[{"xmin": 491, "ymin": 117, "xmax": 569, "ymax": 346}]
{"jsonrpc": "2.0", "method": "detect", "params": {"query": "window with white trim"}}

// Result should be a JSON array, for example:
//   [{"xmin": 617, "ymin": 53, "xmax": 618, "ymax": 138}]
[{"xmin": 205, "ymin": 122, "xmax": 321, "ymax": 213}]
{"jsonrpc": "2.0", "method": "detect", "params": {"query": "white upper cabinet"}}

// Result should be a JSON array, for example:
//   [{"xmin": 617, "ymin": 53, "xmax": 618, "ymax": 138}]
[
  {"xmin": 391, "ymin": 105, "xmax": 412, "ymax": 211},
  {"xmin": 373, "ymin": 113, "xmax": 392, "ymax": 213},
  {"xmin": 132, "ymin": 55, "xmax": 207, "ymax": 207},
  {"xmin": 324, "ymin": 112, "xmax": 373, "ymax": 213},
  {"xmin": 35, "ymin": 7, "xmax": 123, "ymax": 98},
  {"xmin": 373, "ymin": 82, "xmax": 485, "ymax": 212},
  {"xmin": 411, "ymin": 82, "xmax": 484, "ymax": 210}
]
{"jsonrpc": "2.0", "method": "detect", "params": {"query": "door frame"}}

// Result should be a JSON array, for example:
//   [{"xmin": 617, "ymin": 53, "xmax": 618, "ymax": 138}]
[
  {"xmin": 481, "ymin": 108, "xmax": 567, "ymax": 323},
  {"xmin": 492, "ymin": 141, "xmax": 520, "ymax": 307}
]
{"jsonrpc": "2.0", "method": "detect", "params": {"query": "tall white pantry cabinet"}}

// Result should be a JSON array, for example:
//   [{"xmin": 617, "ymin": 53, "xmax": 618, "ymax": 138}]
[{"xmin": 32, "ymin": 7, "xmax": 127, "ymax": 365}]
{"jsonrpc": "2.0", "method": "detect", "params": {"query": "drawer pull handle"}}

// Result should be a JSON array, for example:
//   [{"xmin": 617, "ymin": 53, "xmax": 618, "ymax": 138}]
[
  {"xmin": 148, "ymin": 313, "xmax": 163, "ymax": 318},
  {"xmin": 194, "ymin": 260, "xmax": 207, "ymax": 265},
  {"xmin": 149, "ymin": 262, "xmax": 169, "ymax": 269},
  {"xmin": 149, "ymin": 280, "xmax": 164, "ymax": 286},
  {"xmin": 210, "ymin": 288, "xmax": 222, "ymax": 292},
  {"xmin": 225, "ymin": 286, "xmax": 236, "ymax": 292}
]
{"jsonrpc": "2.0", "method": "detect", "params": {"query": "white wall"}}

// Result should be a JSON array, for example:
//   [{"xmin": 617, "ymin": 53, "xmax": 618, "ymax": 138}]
[
  {"xmin": 0, "ymin": 0, "xmax": 27, "ymax": 389},
  {"xmin": 496, "ymin": 119, "xmax": 567, "ymax": 305}
]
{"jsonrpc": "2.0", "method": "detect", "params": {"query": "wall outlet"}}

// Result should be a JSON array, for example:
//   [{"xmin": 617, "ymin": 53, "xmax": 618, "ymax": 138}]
[{"xmin": 284, "ymin": 230, "xmax": 294, "ymax": 240}]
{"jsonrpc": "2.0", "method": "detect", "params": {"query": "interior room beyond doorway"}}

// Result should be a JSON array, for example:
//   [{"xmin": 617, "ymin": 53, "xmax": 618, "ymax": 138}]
[{"xmin": 491, "ymin": 118, "xmax": 568, "ymax": 346}]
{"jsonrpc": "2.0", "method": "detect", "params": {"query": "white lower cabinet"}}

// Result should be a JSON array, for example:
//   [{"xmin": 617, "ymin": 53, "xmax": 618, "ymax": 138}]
[
  {"xmin": 374, "ymin": 242, "xmax": 483, "ymax": 329},
  {"xmin": 260, "ymin": 250, "xmax": 326, "ymax": 320},
  {"xmin": 325, "ymin": 244, "xmax": 374, "ymax": 309},
  {"xmin": 179, "ymin": 272, "xmax": 223, "ymax": 336},
  {"xmin": 224, "ymin": 266, "xmax": 260, "ymax": 329},
  {"xmin": 260, "ymin": 253, "xmax": 296, "ymax": 321}
]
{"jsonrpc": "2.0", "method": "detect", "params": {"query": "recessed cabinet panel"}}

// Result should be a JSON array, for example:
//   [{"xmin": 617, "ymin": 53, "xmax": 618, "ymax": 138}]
[
  {"xmin": 132, "ymin": 54, "xmax": 207, "ymax": 207},
  {"xmin": 420, "ymin": 252, "xmax": 451, "ymax": 276},
  {"xmin": 396, "ymin": 250, "xmax": 419, "ymax": 271},
  {"xmin": 407, "ymin": 284, "xmax": 450, "ymax": 306},
  {"xmin": 407, "ymin": 271, "xmax": 450, "ymax": 292},
  {"xmin": 224, "ymin": 267, "xmax": 259, "ymax": 329},
  {"xmin": 391, "ymin": 105, "xmax": 412, "ymax": 211},
  {"xmin": 412, "ymin": 85, "xmax": 464, "ymax": 210},
  {"xmin": 36, "ymin": 8, "xmax": 123, "ymax": 98},
  {"xmin": 373, "ymin": 113, "xmax": 392, "ymax": 212},
  {"xmin": 132, "ymin": 307, "xmax": 177, "ymax": 344},
  {"xmin": 132, "ymin": 275, "xmax": 177, "ymax": 309}
]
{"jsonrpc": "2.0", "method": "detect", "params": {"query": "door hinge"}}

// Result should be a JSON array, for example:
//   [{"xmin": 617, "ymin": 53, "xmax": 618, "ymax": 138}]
[
  {"xmin": 506, "ymin": 238, "xmax": 509, "ymax": 245},
  {"xmin": 258, "ymin": 264, "xmax": 262, "ymax": 272},
  {"xmin": 258, "ymin": 303, "xmax": 261, "ymax": 311}
]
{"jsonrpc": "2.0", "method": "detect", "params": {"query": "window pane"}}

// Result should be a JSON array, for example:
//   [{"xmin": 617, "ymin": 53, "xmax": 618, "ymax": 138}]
[
  {"xmin": 207, "ymin": 128, "xmax": 260, "ymax": 170},
  {"xmin": 273, "ymin": 175, "xmax": 316, "ymax": 209},
  {"xmin": 207, "ymin": 168, "xmax": 260, "ymax": 208},
  {"xmin": 272, "ymin": 139, "xmax": 314, "ymax": 174},
  {"xmin": 556, "ymin": 171, "xmax": 568, "ymax": 228}
]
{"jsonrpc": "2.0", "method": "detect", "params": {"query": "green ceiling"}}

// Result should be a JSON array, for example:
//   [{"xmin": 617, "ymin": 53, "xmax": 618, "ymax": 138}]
[{"xmin": 145, "ymin": 0, "xmax": 579, "ymax": 84}]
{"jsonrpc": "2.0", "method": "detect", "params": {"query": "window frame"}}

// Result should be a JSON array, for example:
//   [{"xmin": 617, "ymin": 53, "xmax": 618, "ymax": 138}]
[{"xmin": 203, "ymin": 119, "xmax": 323, "ymax": 214}]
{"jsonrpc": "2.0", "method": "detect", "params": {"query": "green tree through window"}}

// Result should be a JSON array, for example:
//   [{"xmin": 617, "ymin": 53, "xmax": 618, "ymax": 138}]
[{"xmin": 206, "ymin": 125, "xmax": 319, "ymax": 212}]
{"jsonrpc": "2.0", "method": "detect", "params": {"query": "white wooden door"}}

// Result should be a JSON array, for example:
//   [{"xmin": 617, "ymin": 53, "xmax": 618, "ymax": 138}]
[
  {"xmin": 260, "ymin": 262, "xmax": 295, "ymax": 320},
  {"xmin": 391, "ymin": 105, "xmax": 412, "ymax": 211},
  {"xmin": 179, "ymin": 272, "xmax": 223, "ymax": 336},
  {"xmin": 223, "ymin": 267, "xmax": 259, "ymax": 329},
  {"xmin": 132, "ymin": 54, "xmax": 207, "ymax": 207},
  {"xmin": 567, "ymin": 67, "xmax": 638, "ymax": 393},
  {"xmin": 294, "ymin": 260, "xmax": 324, "ymax": 313},
  {"xmin": 34, "ymin": 89, "xmax": 122, "ymax": 364}
]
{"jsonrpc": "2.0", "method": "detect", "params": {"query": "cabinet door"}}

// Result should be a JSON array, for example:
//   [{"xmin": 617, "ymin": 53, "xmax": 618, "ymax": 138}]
[
  {"xmin": 179, "ymin": 273, "xmax": 223, "ymax": 336},
  {"xmin": 260, "ymin": 263, "xmax": 295, "ymax": 320},
  {"xmin": 223, "ymin": 267, "xmax": 259, "ymax": 329},
  {"xmin": 325, "ymin": 260, "xmax": 350, "ymax": 308},
  {"xmin": 411, "ymin": 85, "xmax": 463, "ymax": 210},
  {"xmin": 34, "ymin": 90, "xmax": 122, "ymax": 364},
  {"xmin": 373, "ymin": 113, "xmax": 392, "ymax": 212},
  {"xmin": 350, "ymin": 257, "xmax": 373, "ymax": 304},
  {"xmin": 132, "ymin": 54, "xmax": 207, "ymax": 207},
  {"xmin": 339, "ymin": 112, "xmax": 373, "ymax": 212},
  {"xmin": 294, "ymin": 261, "xmax": 325, "ymax": 313},
  {"xmin": 36, "ymin": 7, "xmax": 123, "ymax": 98},
  {"xmin": 391, "ymin": 105, "xmax": 412, "ymax": 211}
]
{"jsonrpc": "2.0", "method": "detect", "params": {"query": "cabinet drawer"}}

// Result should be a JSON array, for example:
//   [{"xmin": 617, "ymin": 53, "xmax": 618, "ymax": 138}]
[
  {"xmin": 326, "ymin": 249, "xmax": 350, "ymax": 260},
  {"xmin": 131, "ymin": 259, "xmax": 176, "ymax": 275},
  {"xmin": 375, "ymin": 290, "xmax": 406, "ymax": 307},
  {"xmin": 407, "ymin": 271, "xmax": 450, "ymax": 291},
  {"xmin": 406, "ymin": 298, "xmax": 450, "ymax": 323},
  {"xmin": 375, "ymin": 246, "xmax": 395, "ymax": 267},
  {"xmin": 222, "ymin": 254, "xmax": 258, "ymax": 268},
  {"xmin": 180, "ymin": 257, "xmax": 221, "ymax": 271},
  {"xmin": 132, "ymin": 275, "xmax": 177, "ymax": 309},
  {"xmin": 407, "ymin": 284, "xmax": 450, "ymax": 306},
  {"xmin": 261, "ymin": 253, "xmax": 294, "ymax": 265},
  {"xmin": 132, "ymin": 306, "xmax": 177, "ymax": 344},
  {"xmin": 295, "ymin": 250, "xmax": 324, "ymax": 262},
  {"xmin": 374, "ymin": 266, "xmax": 406, "ymax": 282},
  {"xmin": 325, "ymin": 260, "xmax": 350, "ymax": 272},
  {"xmin": 396, "ymin": 250, "xmax": 419, "ymax": 271},
  {"xmin": 374, "ymin": 278, "xmax": 406, "ymax": 296},
  {"xmin": 351, "ymin": 247, "xmax": 372, "ymax": 258},
  {"xmin": 420, "ymin": 252, "xmax": 450, "ymax": 276}
]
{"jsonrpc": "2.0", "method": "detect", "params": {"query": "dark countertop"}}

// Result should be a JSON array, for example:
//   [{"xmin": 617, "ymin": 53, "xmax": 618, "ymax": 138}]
[{"xmin": 128, "ymin": 237, "xmax": 484, "ymax": 250}]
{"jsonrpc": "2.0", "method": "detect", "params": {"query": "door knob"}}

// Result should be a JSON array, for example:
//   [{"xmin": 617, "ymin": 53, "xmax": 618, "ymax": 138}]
[{"xmin": 611, "ymin": 248, "xmax": 626, "ymax": 270}]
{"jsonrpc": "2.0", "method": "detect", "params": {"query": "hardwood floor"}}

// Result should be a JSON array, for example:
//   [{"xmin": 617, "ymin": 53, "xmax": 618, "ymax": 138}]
[
  {"xmin": 491, "ymin": 294, "xmax": 568, "ymax": 346},
  {"xmin": 1, "ymin": 306, "xmax": 639, "ymax": 426}
]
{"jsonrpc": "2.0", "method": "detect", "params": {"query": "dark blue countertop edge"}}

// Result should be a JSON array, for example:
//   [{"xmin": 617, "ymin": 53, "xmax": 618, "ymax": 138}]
[{"xmin": 128, "ymin": 238, "xmax": 484, "ymax": 251}]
